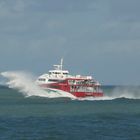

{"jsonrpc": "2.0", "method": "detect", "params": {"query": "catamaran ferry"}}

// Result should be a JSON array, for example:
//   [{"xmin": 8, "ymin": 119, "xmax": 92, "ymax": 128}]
[{"xmin": 36, "ymin": 59, "xmax": 103, "ymax": 97}]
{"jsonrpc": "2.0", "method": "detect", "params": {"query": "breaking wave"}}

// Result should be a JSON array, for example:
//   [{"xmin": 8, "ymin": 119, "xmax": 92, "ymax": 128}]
[
  {"xmin": 1, "ymin": 71, "xmax": 76, "ymax": 99},
  {"xmin": 80, "ymin": 86, "xmax": 140, "ymax": 101},
  {"xmin": 1, "ymin": 71, "xmax": 140, "ymax": 101}
]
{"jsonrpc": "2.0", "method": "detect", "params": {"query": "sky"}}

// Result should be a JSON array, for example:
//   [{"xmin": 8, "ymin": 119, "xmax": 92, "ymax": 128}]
[{"xmin": 0, "ymin": 0, "xmax": 140, "ymax": 85}]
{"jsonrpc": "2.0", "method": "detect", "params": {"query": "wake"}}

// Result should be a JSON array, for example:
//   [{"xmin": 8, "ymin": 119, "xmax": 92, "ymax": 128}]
[
  {"xmin": 1, "ymin": 71, "xmax": 140, "ymax": 101},
  {"xmin": 1, "ymin": 71, "xmax": 76, "ymax": 99},
  {"xmin": 80, "ymin": 87, "xmax": 140, "ymax": 101}
]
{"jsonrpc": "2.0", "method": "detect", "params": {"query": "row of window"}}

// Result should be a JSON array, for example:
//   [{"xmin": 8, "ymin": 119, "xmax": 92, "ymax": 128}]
[
  {"xmin": 70, "ymin": 86, "xmax": 98, "ymax": 92},
  {"xmin": 38, "ymin": 78, "xmax": 46, "ymax": 81},
  {"xmin": 49, "ymin": 72, "xmax": 68, "ymax": 75}
]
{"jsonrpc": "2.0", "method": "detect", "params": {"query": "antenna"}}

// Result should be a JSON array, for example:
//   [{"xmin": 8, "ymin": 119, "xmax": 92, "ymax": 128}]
[
  {"xmin": 60, "ymin": 58, "xmax": 63, "ymax": 70},
  {"xmin": 53, "ymin": 58, "xmax": 64, "ymax": 70}
]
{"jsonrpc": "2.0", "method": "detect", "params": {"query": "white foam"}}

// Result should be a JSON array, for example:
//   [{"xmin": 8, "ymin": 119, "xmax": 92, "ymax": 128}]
[
  {"xmin": 110, "ymin": 87, "xmax": 140, "ymax": 99},
  {"xmin": 1, "ymin": 71, "xmax": 140, "ymax": 101},
  {"xmin": 79, "ymin": 87, "xmax": 140, "ymax": 101},
  {"xmin": 1, "ymin": 71, "xmax": 76, "ymax": 99}
]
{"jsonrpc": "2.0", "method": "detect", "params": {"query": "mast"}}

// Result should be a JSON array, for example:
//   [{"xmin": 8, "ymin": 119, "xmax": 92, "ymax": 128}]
[
  {"xmin": 60, "ymin": 58, "xmax": 63, "ymax": 70},
  {"xmin": 53, "ymin": 58, "xmax": 63, "ymax": 70}
]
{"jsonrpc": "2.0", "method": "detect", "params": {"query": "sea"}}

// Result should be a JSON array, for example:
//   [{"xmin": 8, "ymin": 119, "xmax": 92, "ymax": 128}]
[{"xmin": 0, "ymin": 71, "xmax": 140, "ymax": 140}]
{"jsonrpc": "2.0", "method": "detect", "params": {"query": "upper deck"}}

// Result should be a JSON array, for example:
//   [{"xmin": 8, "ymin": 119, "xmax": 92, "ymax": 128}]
[{"xmin": 36, "ymin": 58, "xmax": 100, "ymax": 86}]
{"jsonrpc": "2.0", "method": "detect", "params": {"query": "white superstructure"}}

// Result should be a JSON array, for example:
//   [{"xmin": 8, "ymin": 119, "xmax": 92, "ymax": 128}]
[{"xmin": 36, "ymin": 59, "xmax": 95, "ymax": 84}]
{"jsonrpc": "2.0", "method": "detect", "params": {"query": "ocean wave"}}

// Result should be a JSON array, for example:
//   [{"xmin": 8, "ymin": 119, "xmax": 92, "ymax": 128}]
[
  {"xmin": 1, "ymin": 71, "xmax": 140, "ymax": 101},
  {"xmin": 1, "ymin": 71, "xmax": 76, "ymax": 99}
]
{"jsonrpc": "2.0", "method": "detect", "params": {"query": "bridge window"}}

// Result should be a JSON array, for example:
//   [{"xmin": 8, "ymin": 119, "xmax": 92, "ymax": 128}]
[{"xmin": 38, "ymin": 78, "xmax": 46, "ymax": 81}]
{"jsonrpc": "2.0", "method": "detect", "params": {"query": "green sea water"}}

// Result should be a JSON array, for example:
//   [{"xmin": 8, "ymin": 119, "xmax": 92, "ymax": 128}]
[{"xmin": 0, "ymin": 85, "xmax": 140, "ymax": 140}]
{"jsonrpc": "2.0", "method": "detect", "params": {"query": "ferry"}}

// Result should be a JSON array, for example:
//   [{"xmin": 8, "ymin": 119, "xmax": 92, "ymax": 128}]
[{"xmin": 36, "ymin": 59, "xmax": 103, "ymax": 97}]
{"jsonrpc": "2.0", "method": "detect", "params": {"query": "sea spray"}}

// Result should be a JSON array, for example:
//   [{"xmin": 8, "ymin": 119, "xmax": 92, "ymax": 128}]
[
  {"xmin": 1, "ymin": 71, "xmax": 140, "ymax": 101},
  {"xmin": 1, "ymin": 71, "xmax": 76, "ymax": 99},
  {"xmin": 111, "ymin": 86, "xmax": 140, "ymax": 99},
  {"xmin": 78, "ymin": 86, "xmax": 140, "ymax": 101}
]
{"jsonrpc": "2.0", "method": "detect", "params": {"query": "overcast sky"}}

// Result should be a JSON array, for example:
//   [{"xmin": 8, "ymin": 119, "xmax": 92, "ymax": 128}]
[{"xmin": 0, "ymin": 0, "xmax": 140, "ymax": 85}]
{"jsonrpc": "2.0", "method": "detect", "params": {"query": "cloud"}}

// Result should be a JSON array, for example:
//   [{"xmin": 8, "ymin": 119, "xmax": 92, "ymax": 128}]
[
  {"xmin": 12, "ymin": 0, "xmax": 97, "ymax": 13},
  {"xmin": 98, "ymin": 40, "xmax": 140, "ymax": 55},
  {"xmin": 109, "ymin": 0, "xmax": 140, "ymax": 21},
  {"xmin": 0, "ymin": 0, "xmax": 25, "ymax": 17},
  {"xmin": 0, "ymin": 0, "xmax": 140, "ymax": 84},
  {"xmin": 12, "ymin": 0, "xmax": 25, "ymax": 12},
  {"xmin": 46, "ymin": 20, "xmax": 64, "ymax": 30}
]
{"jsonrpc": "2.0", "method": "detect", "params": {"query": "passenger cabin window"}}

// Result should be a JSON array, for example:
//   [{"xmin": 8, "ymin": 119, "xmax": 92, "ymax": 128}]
[
  {"xmin": 63, "ymin": 73, "xmax": 68, "ymax": 75},
  {"xmin": 48, "ymin": 79, "xmax": 59, "ymax": 82},
  {"xmin": 38, "ymin": 78, "xmax": 46, "ymax": 81}
]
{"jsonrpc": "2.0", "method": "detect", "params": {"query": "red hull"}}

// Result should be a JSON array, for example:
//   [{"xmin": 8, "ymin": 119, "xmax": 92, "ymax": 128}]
[
  {"xmin": 72, "ymin": 92, "xmax": 103, "ymax": 97},
  {"xmin": 37, "ymin": 59, "xmax": 103, "ymax": 98},
  {"xmin": 40, "ymin": 78, "xmax": 103, "ymax": 98}
]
